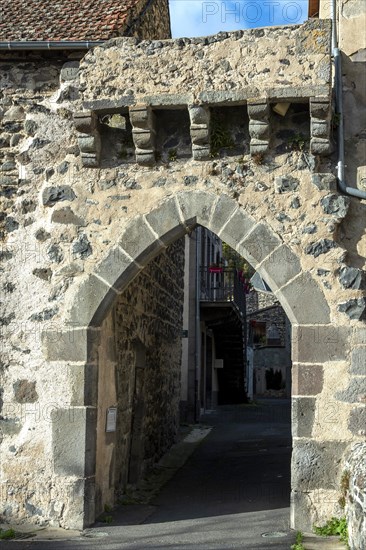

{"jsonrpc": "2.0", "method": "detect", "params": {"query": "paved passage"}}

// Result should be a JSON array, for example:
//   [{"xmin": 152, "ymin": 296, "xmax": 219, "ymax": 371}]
[{"xmin": 4, "ymin": 400, "xmax": 297, "ymax": 549}]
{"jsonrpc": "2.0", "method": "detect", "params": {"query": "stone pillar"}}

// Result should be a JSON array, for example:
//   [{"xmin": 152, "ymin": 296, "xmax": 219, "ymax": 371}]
[
  {"xmin": 74, "ymin": 111, "xmax": 101, "ymax": 168},
  {"xmin": 247, "ymin": 99, "xmax": 270, "ymax": 155},
  {"xmin": 188, "ymin": 105, "xmax": 210, "ymax": 160},
  {"xmin": 310, "ymin": 97, "xmax": 332, "ymax": 155},
  {"xmin": 291, "ymin": 323, "xmax": 352, "ymax": 531},
  {"xmin": 51, "ymin": 406, "xmax": 97, "ymax": 529},
  {"xmin": 129, "ymin": 104, "xmax": 156, "ymax": 166}
]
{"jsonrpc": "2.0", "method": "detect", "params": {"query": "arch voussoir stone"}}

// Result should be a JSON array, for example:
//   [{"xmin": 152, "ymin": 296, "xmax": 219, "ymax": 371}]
[
  {"xmin": 276, "ymin": 272, "xmax": 330, "ymax": 324},
  {"xmin": 93, "ymin": 245, "xmax": 140, "ymax": 292},
  {"xmin": 144, "ymin": 196, "xmax": 187, "ymax": 246},
  {"xmin": 237, "ymin": 222, "xmax": 282, "ymax": 268},
  {"xmin": 257, "ymin": 244, "xmax": 302, "ymax": 292},
  {"xmin": 208, "ymin": 193, "xmax": 239, "ymax": 236},
  {"xmin": 65, "ymin": 273, "xmax": 118, "ymax": 328},
  {"xmin": 117, "ymin": 214, "xmax": 165, "ymax": 267},
  {"xmin": 176, "ymin": 190, "xmax": 217, "ymax": 228},
  {"xmin": 218, "ymin": 208, "xmax": 256, "ymax": 250}
]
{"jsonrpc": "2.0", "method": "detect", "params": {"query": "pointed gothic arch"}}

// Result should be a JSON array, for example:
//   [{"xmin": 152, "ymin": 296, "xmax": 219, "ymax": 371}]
[{"xmin": 42, "ymin": 190, "xmax": 349, "ymax": 530}]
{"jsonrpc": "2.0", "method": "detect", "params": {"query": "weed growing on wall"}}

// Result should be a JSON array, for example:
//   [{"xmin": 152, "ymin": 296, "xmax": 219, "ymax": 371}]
[
  {"xmin": 314, "ymin": 517, "xmax": 349, "ymax": 546},
  {"xmin": 0, "ymin": 528, "xmax": 15, "ymax": 540},
  {"xmin": 291, "ymin": 531, "xmax": 305, "ymax": 550}
]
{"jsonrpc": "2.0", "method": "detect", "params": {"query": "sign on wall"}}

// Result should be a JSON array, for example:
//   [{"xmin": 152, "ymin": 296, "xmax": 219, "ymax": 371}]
[{"xmin": 106, "ymin": 407, "xmax": 117, "ymax": 432}]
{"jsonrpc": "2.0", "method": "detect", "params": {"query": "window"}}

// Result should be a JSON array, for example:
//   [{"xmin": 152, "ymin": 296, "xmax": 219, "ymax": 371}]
[{"xmin": 250, "ymin": 320, "xmax": 267, "ymax": 346}]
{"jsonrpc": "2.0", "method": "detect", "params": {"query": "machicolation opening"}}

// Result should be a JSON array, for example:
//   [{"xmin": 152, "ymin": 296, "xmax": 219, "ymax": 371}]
[
  {"xmin": 209, "ymin": 105, "xmax": 250, "ymax": 158},
  {"xmin": 99, "ymin": 111, "xmax": 134, "ymax": 167},
  {"xmin": 154, "ymin": 108, "xmax": 192, "ymax": 161},
  {"xmin": 271, "ymin": 102, "xmax": 310, "ymax": 155}
]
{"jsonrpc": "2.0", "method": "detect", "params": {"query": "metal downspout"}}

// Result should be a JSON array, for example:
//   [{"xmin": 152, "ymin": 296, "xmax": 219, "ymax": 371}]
[
  {"xmin": 195, "ymin": 228, "xmax": 201, "ymax": 422},
  {"xmin": 331, "ymin": 0, "xmax": 366, "ymax": 199}
]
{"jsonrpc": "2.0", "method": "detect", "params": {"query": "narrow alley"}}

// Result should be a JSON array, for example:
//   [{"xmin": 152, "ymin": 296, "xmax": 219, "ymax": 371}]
[{"xmin": 4, "ymin": 400, "xmax": 296, "ymax": 549}]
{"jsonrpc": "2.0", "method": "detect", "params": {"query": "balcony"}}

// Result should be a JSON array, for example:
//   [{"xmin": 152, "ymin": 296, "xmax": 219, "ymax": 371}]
[{"xmin": 200, "ymin": 267, "xmax": 249, "ymax": 318}]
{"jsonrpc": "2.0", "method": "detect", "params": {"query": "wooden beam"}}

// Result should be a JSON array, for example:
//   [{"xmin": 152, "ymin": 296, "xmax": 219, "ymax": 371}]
[{"xmin": 308, "ymin": 0, "xmax": 320, "ymax": 17}]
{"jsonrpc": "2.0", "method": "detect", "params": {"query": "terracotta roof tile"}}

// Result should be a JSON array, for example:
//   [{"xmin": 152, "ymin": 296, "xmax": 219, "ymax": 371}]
[{"xmin": 0, "ymin": 0, "xmax": 144, "ymax": 41}]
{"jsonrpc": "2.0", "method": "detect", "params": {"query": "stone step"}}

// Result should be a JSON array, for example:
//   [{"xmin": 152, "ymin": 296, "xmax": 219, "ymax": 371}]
[{"xmin": 302, "ymin": 533, "xmax": 347, "ymax": 549}]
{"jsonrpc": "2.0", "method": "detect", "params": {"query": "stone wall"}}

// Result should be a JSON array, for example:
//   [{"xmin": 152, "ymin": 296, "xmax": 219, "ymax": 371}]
[
  {"xmin": 94, "ymin": 239, "xmax": 184, "ymax": 517},
  {"xmin": 248, "ymin": 303, "xmax": 288, "ymax": 346},
  {"xmin": 345, "ymin": 443, "xmax": 366, "ymax": 550},
  {"xmin": 80, "ymin": 20, "xmax": 332, "ymax": 108},
  {"xmin": 128, "ymin": 0, "xmax": 171, "ymax": 40},
  {"xmin": 247, "ymin": 302, "xmax": 291, "ymax": 396},
  {"xmin": 0, "ymin": 18, "xmax": 365, "ymax": 531},
  {"xmin": 247, "ymin": 290, "xmax": 279, "ymax": 314}
]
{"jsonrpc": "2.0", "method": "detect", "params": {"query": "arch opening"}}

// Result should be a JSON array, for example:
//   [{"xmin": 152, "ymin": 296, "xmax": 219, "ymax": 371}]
[{"xmin": 43, "ymin": 190, "xmax": 340, "ymax": 532}]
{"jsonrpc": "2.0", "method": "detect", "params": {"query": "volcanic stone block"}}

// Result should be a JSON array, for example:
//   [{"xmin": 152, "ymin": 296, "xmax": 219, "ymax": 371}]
[
  {"xmin": 52, "ymin": 407, "xmax": 97, "ymax": 477},
  {"xmin": 292, "ymin": 325, "xmax": 350, "ymax": 363},
  {"xmin": 118, "ymin": 215, "xmax": 163, "ymax": 267},
  {"xmin": 336, "ymin": 376, "xmax": 366, "ymax": 404},
  {"xmin": 176, "ymin": 190, "xmax": 216, "ymax": 228},
  {"xmin": 42, "ymin": 186, "xmax": 76, "ymax": 206},
  {"xmin": 292, "ymin": 397, "xmax": 316, "ymax": 437},
  {"xmin": 13, "ymin": 380, "xmax": 38, "ymax": 403},
  {"xmin": 259, "ymin": 244, "xmax": 302, "ymax": 291},
  {"xmin": 338, "ymin": 298, "xmax": 366, "ymax": 321},
  {"xmin": 321, "ymin": 194, "xmax": 350, "ymax": 218},
  {"xmin": 94, "ymin": 246, "xmax": 140, "ymax": 291},
  {"xmin": 238, "ymin": 223, "xmax": 281, "ymax": 267},
  {"xmin": 66, "ymin": 274, "xmax": 117, "ymax": 327},
  {"xmin": 339, "ymin": 267, "xmax": 364, "ymax": 290},
  {"xmin": 348, "ymin": 407, "xmax": 366, "ymax": 435},
  {"xmin": 350, "ymin": 347, "xmax": 366, "ymax": 375},
  {"xmin": 292, "ymin": 439, "xmax": 347, "ymax": 491},
  {"xmin": 276, "ymin": 272, "xmax": 330, "ymax": 324},
  {"xmin": 219, "ymin": 208, "xmax": 255, "ymax": 249},
  {"xmin": 145, "ymin": 197, "xmax": 186, "ymax": 245},
  {"xmin": 69, "ymin": 363, "xmax": 98, "ymax": 407},
  {"xmin": 311, "ymin": 173, "xmax": 337, "ymax": 191},
  {"xmin": 292, "ymin": 364, "xmax": 324, "ymax": 396}
]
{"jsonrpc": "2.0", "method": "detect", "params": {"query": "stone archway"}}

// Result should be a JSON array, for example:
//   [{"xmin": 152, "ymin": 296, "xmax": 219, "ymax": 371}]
[{"xmin": 41, "ymin": 190, "xmax": 351, "ymax": 531}]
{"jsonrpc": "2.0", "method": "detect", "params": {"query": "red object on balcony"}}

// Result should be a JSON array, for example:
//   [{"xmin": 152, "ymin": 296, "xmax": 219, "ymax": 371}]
[{"xmin": 209, "ymin": 267, "xmax": 223, "ymax": 273}]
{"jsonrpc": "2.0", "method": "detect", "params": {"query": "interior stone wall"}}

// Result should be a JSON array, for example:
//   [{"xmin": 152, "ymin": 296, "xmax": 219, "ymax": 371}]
[{"xmin": 94, "ymin": 239, "xmax": 184, "ymax": 517}]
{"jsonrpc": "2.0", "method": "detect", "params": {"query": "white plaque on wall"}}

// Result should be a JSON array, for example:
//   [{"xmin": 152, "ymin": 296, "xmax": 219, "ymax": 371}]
[{"xmin": 106, "ymin": 407, "xmax": 117, "ymax": 432}]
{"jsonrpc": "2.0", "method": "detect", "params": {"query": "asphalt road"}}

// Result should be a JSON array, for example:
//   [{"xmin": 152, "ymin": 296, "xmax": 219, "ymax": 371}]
[{"xmin": 3, "ymin": 400, "xmax": 296, "ymax": 549}]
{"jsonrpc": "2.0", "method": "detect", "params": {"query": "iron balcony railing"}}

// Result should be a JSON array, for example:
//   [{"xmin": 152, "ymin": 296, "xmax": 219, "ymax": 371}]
[{"xmin": 200, "ymin": 267, "xmax": 249, "ymax": 318}]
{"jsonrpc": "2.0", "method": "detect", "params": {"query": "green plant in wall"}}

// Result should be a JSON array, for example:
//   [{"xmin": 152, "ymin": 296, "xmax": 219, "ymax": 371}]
[
  {"xmin": 287, "ymin": 133, "xmax": 308, "ymax": 152},
  {"xmin": 332, "ymin": 112, "xmax": 341, "ymax": 130},
  {"xmin": 102, "ymin": 515, "xmax": 113, "ymax": 524},
  {"xmin": 339, "ymin": 470, "xmax": 350, "ymax": 509},
  {"xmin": 0, "ymin": 528, "xmax": 15, "ymax": 540},
  {"xmin": 314, "ymin": 517, "xmax": 349, "ymax": 546},
  {"xmin": 210, "ymin": 113, "xmax": 234, "ymax": 157},
  {"xmin": 168, "ymin": 148, "xmax": 177, "ymax": 161},
  {"xmin": 291, "ymin": 531, "xmax": 305, "ymax": 550}
]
